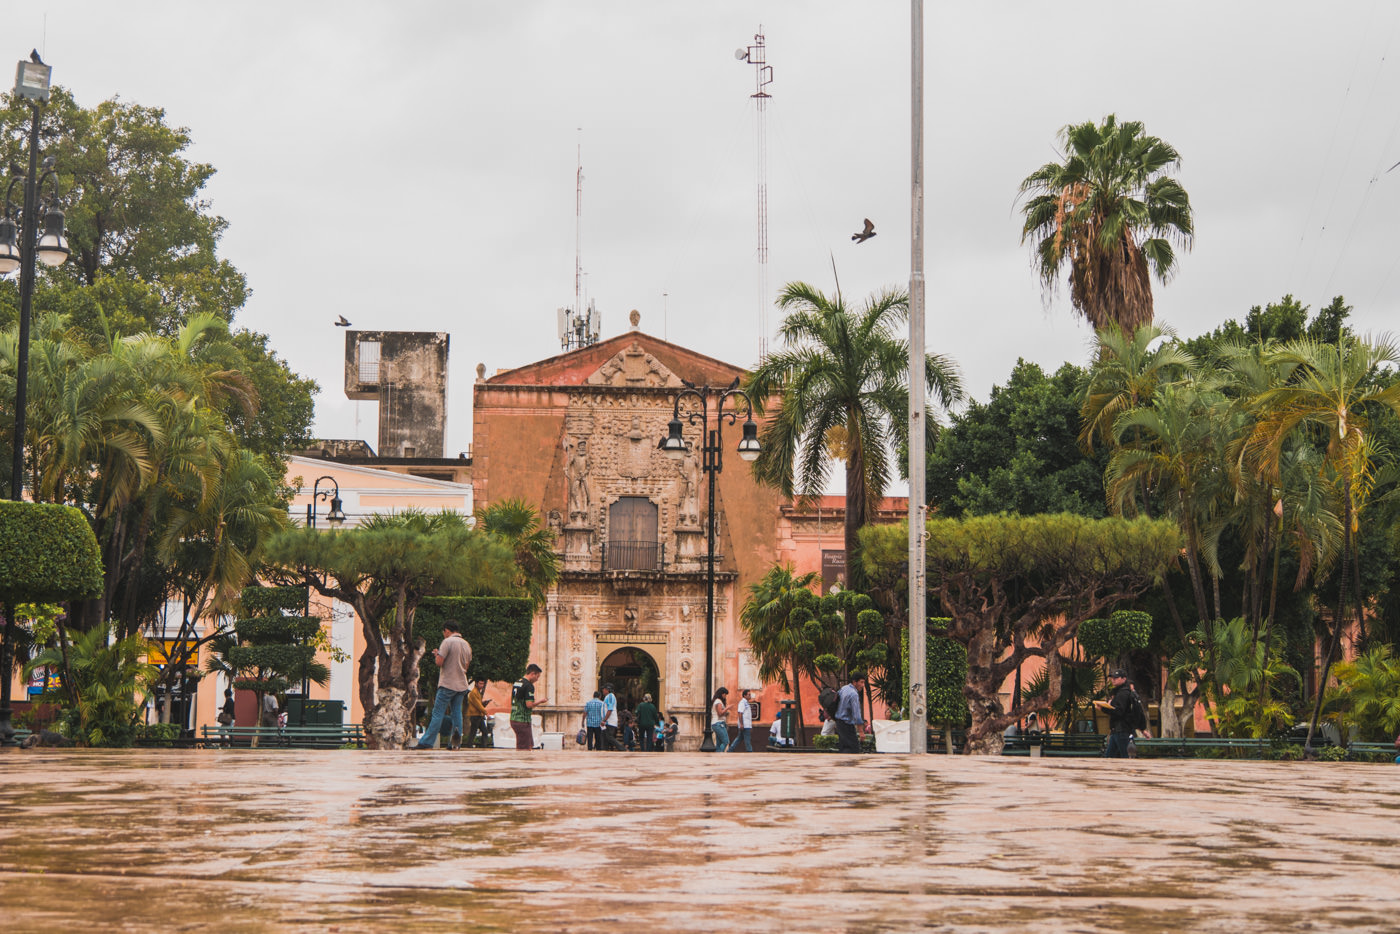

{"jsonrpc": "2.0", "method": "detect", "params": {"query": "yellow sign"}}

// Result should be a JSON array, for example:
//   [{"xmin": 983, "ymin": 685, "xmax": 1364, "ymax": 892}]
[{"xmin": 148, "ymin": 641, "xmax": 199, "ymax": 667}]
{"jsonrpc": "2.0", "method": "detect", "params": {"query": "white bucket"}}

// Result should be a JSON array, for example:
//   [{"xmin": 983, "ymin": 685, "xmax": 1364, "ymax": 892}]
[{"xmin": 540, "ymin": 731, "xmax": 564, "ymax": 751}]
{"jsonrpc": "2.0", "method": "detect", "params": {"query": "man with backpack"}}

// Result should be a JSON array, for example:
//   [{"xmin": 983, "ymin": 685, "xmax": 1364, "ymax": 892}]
[{"xmin": 1096, "ymin": 668, "xmax": 1147, "ymax": 758}]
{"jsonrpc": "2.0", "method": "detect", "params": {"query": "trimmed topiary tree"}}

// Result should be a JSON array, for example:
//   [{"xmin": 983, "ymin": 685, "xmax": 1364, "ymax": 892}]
[
  {"xmin": 0, "ymin": 502, "xmax": 104, "ymax": 743},
  {"xmin": 1078, "ymin": 609, "xmax": 1153, "ymax": 676},
  {"xmin": 903, "ymin": 619, "xmax": 969, "ymax": 753},
  {"xmin": 227, "ymin": 585, "xmax": 322, "ymax": 711},
  {"xmin": 0, "ymin": 502, "xmax": 104, "ymax": 604}
]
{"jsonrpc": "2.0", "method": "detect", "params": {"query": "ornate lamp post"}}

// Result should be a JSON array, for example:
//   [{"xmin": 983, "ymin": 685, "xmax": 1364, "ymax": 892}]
[
  {"xmin": 2, "ymin": 55, "xmax": 69, "ymax": 500},
  {"xmin": 658, "ymin": 381, "xmax": 759, "ymax": 751},
  {"xmin": 298, "ymin": 476, "xmax": 345, "ymax": 724},
  {"xmin": 0, "ymin": 55, "xmax": 68, "ymax": 748}
]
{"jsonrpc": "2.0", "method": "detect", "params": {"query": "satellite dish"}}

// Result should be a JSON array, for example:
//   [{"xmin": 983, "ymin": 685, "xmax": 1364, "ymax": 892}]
[{"xmin": 735, "ymin": 48, "xmax": 749, "ymax": 61}]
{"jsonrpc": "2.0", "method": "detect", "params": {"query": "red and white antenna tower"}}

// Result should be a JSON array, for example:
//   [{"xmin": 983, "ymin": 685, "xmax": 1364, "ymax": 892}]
[{"xmin": 737, "ymin": 28, "xmax": 773, "ymax": 361}]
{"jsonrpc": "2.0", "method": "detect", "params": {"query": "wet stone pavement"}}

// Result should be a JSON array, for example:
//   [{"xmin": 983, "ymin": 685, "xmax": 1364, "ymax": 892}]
[{"xmin": 0, "ymin": 749, "xmax": 1397, "ymax": 933}]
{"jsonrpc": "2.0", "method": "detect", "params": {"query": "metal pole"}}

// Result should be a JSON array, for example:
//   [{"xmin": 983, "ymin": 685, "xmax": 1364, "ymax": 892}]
[
  {"xmin": 907, "ymin": 0, "xmax": 928, "ymax": 754},
  {"xmin": 10, "ymin": 102, "xmax": 41, "ymax": 501},
  {"xmin": 701, "ymin": 415, "xmax": 719, "ymax": 752},
  {"xmin": 0, "ymin": 103, "xmax": 44, "ymax": 748}
]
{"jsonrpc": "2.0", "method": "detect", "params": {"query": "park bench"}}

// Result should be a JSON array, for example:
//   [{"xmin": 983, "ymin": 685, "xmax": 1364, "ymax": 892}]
[
  {"xmin": 1345, "ymin": 742, "xmax": 1399, "ymax": 762},
  {"xmin": 199, "ymin": 724, "xmax": 366, "ymax": 748},
  {"xmin": 1134, "ymin": 736, "xmax": 1278, "ymax": 758},
  {"xmin": 1002, "ymin": 731, "xmax": 1105, "ymax": 757}
]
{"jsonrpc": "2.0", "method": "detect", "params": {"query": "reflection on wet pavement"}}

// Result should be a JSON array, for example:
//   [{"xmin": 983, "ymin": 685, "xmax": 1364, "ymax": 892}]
[{"xmin": 0, "ymin": 749, "xmax": 1397, "ymax": 932}]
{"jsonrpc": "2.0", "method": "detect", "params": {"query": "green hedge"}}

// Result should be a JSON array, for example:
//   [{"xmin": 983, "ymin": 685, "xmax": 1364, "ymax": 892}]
[
  {"xmin": 415, "ymin": 596, "xmax": 533, "ymax": 694},
  {"xmin": 240, "ymin": 585, "xmax": 308, "ymax": 615},
  {"xmin": 1078, "ymin": 610, "xmax": 1153, "ymax": 660},
  {"xmin": 234, "ymin": 616, "xmax": 321, "ymax": 644},
  {"xmin": 0, "ymin": 501, "xmax": 103, "ymax": 603},
  {"xmin": 902, "ymin": 619, "xmax": 970, "ymax": 726},
  {"xmin": 228, "ymin": 644, "xmax": 317, "ymax": 673}
]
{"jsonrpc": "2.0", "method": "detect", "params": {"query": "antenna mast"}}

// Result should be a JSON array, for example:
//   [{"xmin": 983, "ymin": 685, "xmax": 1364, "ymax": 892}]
[
  {"xmin": 559, "ymin": 131, "xmax": 601, "ymax": 352},
  {"xmin": 738, "ymin": 29, "xmax": 773, "ymax": 361}
]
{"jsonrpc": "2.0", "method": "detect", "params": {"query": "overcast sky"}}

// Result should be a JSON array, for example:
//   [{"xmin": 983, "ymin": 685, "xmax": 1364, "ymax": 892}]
[{"xmin": 11, "ymin": 2, "xmax": 1400, "ymax": 487}]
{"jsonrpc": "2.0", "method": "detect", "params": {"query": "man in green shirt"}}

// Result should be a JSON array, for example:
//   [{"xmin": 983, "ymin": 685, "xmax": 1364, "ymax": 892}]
[
  {"xmin": 634, "ymin": 693, "xmax": 661, "ymax": 752},
  {"xmin": 510, "ymin": 664, "xmax": 543, "ymax": 750}
]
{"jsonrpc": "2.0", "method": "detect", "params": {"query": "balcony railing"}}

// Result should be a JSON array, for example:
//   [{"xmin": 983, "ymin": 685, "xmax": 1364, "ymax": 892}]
[{"xmin": 603, "ymin": 540, "xmax": 665, "ymax": 572}]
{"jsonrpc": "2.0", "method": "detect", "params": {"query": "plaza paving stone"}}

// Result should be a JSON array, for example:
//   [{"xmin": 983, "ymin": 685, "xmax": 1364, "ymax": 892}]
[{"xmin": 0, "ymin": 748, "xmax": 1397, "ymax": 932}]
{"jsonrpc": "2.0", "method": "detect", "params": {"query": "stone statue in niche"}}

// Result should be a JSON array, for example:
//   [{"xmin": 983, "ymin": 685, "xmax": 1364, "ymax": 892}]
[
  {"xmin": 676, "ymin": 441, "xmax": 700, "ymax": 526},
  {"xmin": 566, "ymin": 438, "xmax": 591, "ymax": 523}
]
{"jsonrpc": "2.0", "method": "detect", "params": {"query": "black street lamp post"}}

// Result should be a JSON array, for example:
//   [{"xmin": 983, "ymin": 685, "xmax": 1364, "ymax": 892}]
[
  {"xmin": 658, "ymin": 381, "xmax": 760, "ymax": 751},
  {"xmin": 299, "ymin": 476, "xmax": 345, "ymax": 725},
  {"xmin": 0, "ymin": 55, "xmax": 68, "ymax": 748}
]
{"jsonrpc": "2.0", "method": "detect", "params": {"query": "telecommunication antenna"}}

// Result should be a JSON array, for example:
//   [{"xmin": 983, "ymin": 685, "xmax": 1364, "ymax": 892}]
[
  {"xmin": 737, "ymin": 28, "xmax": 773, "ymax": 361},
  {"xmin": 559, "ymin": 131, "xmax": 600, "ymax": 352}
]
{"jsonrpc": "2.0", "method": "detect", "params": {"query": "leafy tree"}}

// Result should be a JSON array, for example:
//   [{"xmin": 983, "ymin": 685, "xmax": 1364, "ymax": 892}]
[
  {"xmin": 1325, "ymin": 645, "xmax": 1400, "ymax": 742},
  {"xmin": 1018, "ymin": 114, "xmax": 1194, "ymax": 331},
  {"xmin": 862, "ymin": 513, "xmax": 1181, "ymax": 754},
  {"xmin": 262, "ymin": 510, "xmax": 517, "ymax": 748},
  {"xmin": 746, "ymin": 281, "xmax": 963, "ymax": 597},
  {"xmin": 1242, "ymin": 334, "xmax": 1400, "ymax": 747},
  {"xmin": 902, "ymin": 622, "xmax": 968, "ymax": 753},
  {"xmin": 927, "ymin": 359, "xmax": 1105, "ymax": 517},
  {"xmin": 475, "ymin": 498, "xmax": 559, "ymax": 609},
  {"xmin": 1169, "ymin": 616, "xmax": 1298, "ymax": 739},
  {"xmin": 25, "ymin": 622, "xmax": 155, "ymax": 746},
  {"xmin": 739, "ymin": 564, "xmax": 820, "ymax": 743},
  {"xmin": 222, "ymin": 586, "xmax": 327, "ymax": 725},
  {"xmin": 413, "ymin": 596, "xmax": 534, "ymax": 699}
]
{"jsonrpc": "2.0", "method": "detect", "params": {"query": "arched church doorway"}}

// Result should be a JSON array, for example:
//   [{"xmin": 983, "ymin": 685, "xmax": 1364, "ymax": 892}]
[{"xmin": 599, "ymin": 646, "xmax": 661, "ymax": 713}]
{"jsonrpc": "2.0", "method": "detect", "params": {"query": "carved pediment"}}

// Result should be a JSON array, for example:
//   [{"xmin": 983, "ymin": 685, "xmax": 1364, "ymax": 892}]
[{"xmin": 585, "ymin": 341, "xmax": 684, "ymax": 388}]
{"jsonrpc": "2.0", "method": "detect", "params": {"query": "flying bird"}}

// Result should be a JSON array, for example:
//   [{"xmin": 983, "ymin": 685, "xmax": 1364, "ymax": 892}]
[
  {"xmin": 851, "ymin": 218, "xmax": 876, "ymax": 243},
  {"xmin": 30, "ymin": 50, "xmax": 43, "ymax": 65},
  {"xmin": 334, "ymin": 315, "xmax": 352, "ymax": 327}
]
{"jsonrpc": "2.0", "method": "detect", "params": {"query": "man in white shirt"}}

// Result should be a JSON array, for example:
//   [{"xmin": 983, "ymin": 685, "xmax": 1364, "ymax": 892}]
[
  {"xmin": 727, "ymin": 689, "xmax": 755, "ymax": 752},
  {"xmin": 601, "ymin": 682, "xmax": 622, "ymax": 750}
]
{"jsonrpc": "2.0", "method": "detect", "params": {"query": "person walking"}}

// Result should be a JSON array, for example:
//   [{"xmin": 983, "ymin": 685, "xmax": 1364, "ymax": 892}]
[
  {"xmin": 727, "ymin": 689, "xmax": 754, "ymax": 752},
  {"xmin": 510, "ymin": 663, "xmax": 543, "ymax": 750},
  {"xmin": 635, "ymin": 693, "xmax": 661, "ymax": 752},
  {"xmin": 1094, "ymin": 668, "xmax": 1140, "ymax": 759},
  {"xmin": 834, "ymin": 671, "xmax": 867, "ymax": 753},
  {"xmin": 464, "ymin": 677, "xmax": 493, "ymax": 748},
  {"xmin": 414, "ymin": 621, "xmax": 472, "ymax": 750},
  {"xmin": 709, "ymin": 687, "xmax": 731, "ymax": 752},
  {"xmin": 582, "ymin": 690, "xmax": 606, "ymax": 750}
]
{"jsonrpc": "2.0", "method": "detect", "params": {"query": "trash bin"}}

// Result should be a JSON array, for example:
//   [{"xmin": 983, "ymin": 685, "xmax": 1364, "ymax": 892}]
[
  {"xmin": 284, "ymin": 697, "xmax": 346, "ymax": 726},
  {"xmin": 780, "ymin": 699, "xmax": 797, "ymax": 742}
]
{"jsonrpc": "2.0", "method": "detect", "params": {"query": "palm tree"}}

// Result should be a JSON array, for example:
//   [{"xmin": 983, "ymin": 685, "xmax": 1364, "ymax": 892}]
[
  {"xmin": 1244, "ymin": 334, "xmax": 1400, "ymax": 748},
  {"xmin": 746, "ymin": 281, "xmax": 963, "ymax": 594},
  {"xmin": 1080, "ymin": 323, "xmax": 1195, "ymax": 454},
  {"xmin": 739, "ymin": 564, "xmax": 820, "ymax": 743},
  {"xmin": 1019, "ymin": 115, "xmax": 1194, "ymax": 331},
  {"xmin": 475, "ymin": 498, "xmax": 559, "ymax": 609}
]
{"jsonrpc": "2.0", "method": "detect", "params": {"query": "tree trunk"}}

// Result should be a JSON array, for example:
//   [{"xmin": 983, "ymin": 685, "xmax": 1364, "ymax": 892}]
[
  {"xmin": 366, "ymin": 685, "xmax": 417, "ymax": 749},
  {"xmin": 791, "ymin": 662, "xmax": 805, "ymax": 747}
]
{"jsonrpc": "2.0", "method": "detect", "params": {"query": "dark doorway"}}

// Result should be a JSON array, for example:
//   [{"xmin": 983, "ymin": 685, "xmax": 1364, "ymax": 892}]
[{"xmin": 599, "ymin": 646, "xmax": 661, "ymax": 713}]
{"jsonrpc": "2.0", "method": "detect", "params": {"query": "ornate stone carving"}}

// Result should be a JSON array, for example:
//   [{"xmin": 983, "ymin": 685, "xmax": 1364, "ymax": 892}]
[
  {"xmin": 565, "ymin": 437, "xmax": 591, "ymax": 523},
  {"xmin": 585, "ymin": 341, "xmax": 684, "ymax": 388}
]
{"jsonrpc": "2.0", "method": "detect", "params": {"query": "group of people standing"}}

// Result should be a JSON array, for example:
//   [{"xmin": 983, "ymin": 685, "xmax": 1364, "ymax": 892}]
[
  {"xmin": 708, "ymin": 686, "xmax": 759, "ymax": 752},
  {"xmin": 414, "ymin": 620, "xmax": 544, "ymax": 751},
  {"xmin": 581, "ymin": 685, "xmax": 678, "ymax": 751}
]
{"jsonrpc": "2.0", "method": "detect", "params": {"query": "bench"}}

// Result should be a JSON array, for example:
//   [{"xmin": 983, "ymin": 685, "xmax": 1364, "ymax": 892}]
[
  {"xmin": 1346, "ymin": 742, "xmax": 1399, "ymax": 762},
  {"xmin": 1002, "ymin": 732, "xmax": 1105, "ymax": 757},
  {"xmin": 1133, "ymin": 736, "xmax": 1273, "ymax": 758},
  {"xmin": 199, "ymin": 724, "xmax": 366, "ymax": 748}
]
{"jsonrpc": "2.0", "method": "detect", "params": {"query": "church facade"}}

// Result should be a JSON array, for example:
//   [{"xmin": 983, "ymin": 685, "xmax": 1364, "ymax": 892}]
[{"xmin": 472, "ymin": 318, "xmax": 798, "ymax": 744}]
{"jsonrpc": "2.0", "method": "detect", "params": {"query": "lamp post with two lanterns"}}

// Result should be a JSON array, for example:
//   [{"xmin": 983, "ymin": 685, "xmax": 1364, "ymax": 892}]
[
  {"xmin": 657, "ymin": 381, "xmax": 759, "ymax": 752},
  {"xmin": 297, "ymin": 476, "xmax": 345, "ymax": 725}
]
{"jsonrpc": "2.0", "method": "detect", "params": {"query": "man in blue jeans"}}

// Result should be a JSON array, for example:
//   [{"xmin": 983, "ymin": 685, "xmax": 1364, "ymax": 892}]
[{"xmin": 414, "ymin": 621, "xmax": 472, "ymax": 750}]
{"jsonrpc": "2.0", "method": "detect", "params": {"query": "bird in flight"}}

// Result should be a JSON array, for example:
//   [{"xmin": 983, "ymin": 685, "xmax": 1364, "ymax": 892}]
[
  {"xmin": 851, "ymin": 218, "xmax": 876, "ymax": 243},
  {"xmin": 30, "ymin": 50, "xmax": 44, "ymax": 65},
  {"xmin": 334, "ymin": 315, "xmax": 352, "ymax": 327}
]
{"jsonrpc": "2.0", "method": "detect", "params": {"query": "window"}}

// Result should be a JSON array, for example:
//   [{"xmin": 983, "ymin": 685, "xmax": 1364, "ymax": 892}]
[
  {"xmin": 607, "ymin": 497, "xmax": 659, "ymax": 571},
  {"xmin": 358, "ymin": 340, "xmax": 381, "ymax": 384}
]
